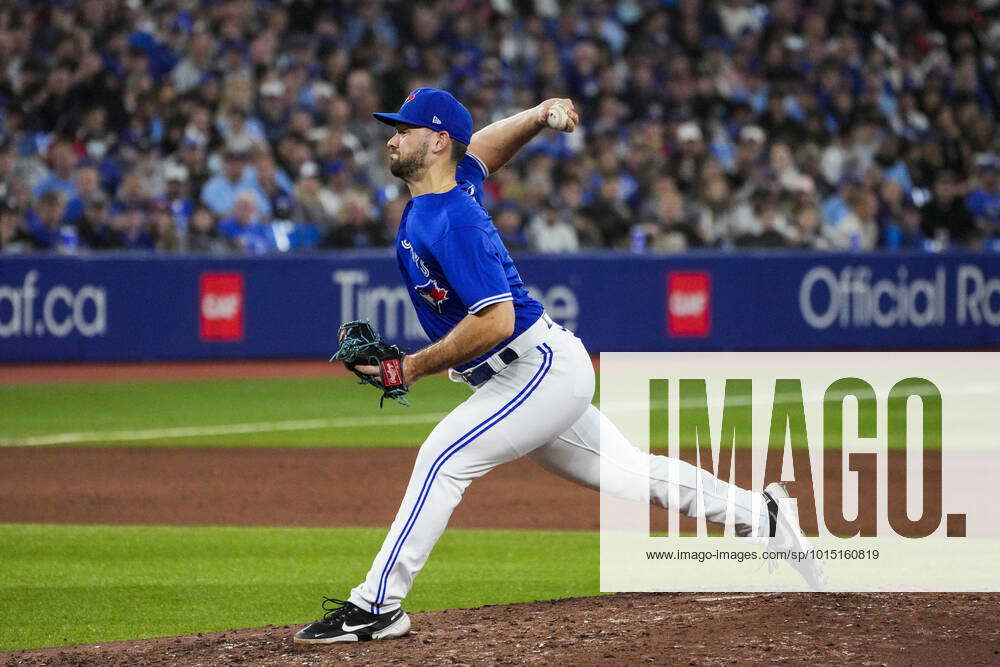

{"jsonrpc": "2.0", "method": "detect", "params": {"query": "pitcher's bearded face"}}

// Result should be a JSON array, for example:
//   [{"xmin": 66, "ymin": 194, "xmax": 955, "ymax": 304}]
[
  {"xmin": 389, "ymin": 141, "xmax": 428, "ymax": 179},
  {"xmin": 387, "ymin": 125, "xmax": 430, "ymax": 180}
]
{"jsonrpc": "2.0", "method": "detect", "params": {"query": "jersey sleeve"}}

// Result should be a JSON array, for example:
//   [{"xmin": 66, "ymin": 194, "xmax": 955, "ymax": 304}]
[
  {"xmin": 433, "ymin": 225, "xmax": 512, "ymax": 314},
  {"xmin": 456, "ymin": 152, "xmax": 489, "ymax": 204}
]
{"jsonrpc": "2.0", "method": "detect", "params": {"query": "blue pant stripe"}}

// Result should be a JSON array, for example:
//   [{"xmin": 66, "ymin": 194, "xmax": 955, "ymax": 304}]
[{"xmin": 372, "ymin": 345, "xmax": 554, "ymax": 613}]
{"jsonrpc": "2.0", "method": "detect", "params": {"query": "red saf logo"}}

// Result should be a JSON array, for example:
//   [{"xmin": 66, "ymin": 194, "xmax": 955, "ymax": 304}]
[
  {"xmin": 667, "ymin": 271, "xmax": 711, "ymax": 337},
  {"xmin": 416, "ymin": 279, "xmax": 449, "ymax": 313},
  {"xmin": 405, "ymin": 91, "xmax": 417, "ymax": 103},
  {"xmin": 199, "ymin": 272, "xmax": 244, "ymax": 342}
]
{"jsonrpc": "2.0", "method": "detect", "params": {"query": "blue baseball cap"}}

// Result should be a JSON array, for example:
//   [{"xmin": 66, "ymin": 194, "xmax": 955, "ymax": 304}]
[{"xmin": 373, "ymin": 88, "xmax": 473, "ymax": 146}]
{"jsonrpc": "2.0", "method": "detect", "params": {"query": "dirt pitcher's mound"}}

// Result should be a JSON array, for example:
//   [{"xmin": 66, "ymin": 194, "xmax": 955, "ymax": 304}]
[{"xmin": 4, "ymin": 592, "xmax": 1000, "ymax": 666}]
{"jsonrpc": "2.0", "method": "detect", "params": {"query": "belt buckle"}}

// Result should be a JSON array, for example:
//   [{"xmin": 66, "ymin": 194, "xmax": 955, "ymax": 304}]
[{"xmin": 461, "ymin": 364, "xmax": 487, "ymax": 387}]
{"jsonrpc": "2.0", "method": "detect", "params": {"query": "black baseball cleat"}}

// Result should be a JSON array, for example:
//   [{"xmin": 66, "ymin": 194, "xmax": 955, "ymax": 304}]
[{"xmin": 293, "ymin": 597, "xmax": 411, "ymax": 644}]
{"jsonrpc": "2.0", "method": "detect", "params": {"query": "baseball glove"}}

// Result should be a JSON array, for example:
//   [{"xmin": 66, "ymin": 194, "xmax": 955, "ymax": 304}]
[{"xmin": 331, "ymin": 319, "xmax": 410, "ymax": 407}]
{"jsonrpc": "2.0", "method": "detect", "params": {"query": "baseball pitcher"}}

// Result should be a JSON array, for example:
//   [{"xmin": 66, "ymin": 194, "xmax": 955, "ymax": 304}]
[{"xmin": 294, "ymin": 89, "xmax": 825, "ymax": 644}]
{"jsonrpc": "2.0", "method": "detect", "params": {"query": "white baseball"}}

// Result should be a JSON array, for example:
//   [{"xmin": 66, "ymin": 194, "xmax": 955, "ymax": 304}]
[{"xmin": 546, "ymin": 103, "xmax": 569, "ymax": 130}]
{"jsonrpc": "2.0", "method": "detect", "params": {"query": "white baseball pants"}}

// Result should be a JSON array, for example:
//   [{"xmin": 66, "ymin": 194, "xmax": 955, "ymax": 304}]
[{"xmin": 349, "ymin": 324, "xmax": 766, "ymax": 614}]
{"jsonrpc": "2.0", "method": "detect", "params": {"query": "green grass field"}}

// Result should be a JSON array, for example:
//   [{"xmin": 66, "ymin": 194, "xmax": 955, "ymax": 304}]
[
  {"xmin": 0, "ymin": 524, "xmax": 599, "ymax": 651},
  {"xmin": 0, "ymin": 374, "xmax": 939, "ymax": 449},
  {"xmin": 0, "ymin": 377, "xmax": 469, "ymax": 447}
]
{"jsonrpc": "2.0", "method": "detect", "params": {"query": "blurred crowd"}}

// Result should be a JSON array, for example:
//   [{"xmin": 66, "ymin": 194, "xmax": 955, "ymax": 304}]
[{"xmin": 1, "ymin": 0, "xmax": 999, "ymax": 255}]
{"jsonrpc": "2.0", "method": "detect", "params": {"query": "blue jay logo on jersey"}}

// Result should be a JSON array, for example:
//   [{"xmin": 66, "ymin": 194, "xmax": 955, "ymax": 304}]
[{"xmin": 416, "ymin": 279, "xmax": 449, "ymax": 313}]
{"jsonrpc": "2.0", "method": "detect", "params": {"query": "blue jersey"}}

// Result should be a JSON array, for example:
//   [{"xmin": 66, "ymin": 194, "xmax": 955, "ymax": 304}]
[{"xmin": 395, "ymin": 152, "xmax": 544, "ymax": 372}]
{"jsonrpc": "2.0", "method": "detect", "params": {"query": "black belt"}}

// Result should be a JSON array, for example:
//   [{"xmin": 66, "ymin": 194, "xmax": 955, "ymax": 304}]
[
  {"xmin": 465, "ymin": 348, "xmax": 520, "ymax": 387},
  {"xmin": 462, "ymin": 315, "xmax": 560, "ymax": 387}
]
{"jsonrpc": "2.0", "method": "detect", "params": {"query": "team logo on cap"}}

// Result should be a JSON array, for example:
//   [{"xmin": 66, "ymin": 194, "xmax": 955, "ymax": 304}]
[
  {"xmin": 405, "ymin": 91, "xmax": 417, "ymax": 103},
  {"xmin": 416, "ymin": 279, "xmax": 449, "ymax": 313}
]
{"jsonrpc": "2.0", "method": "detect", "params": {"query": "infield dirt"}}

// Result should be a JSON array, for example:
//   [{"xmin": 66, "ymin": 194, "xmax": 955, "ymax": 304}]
[{"xmin": 0, "ymin": 446, "xmax": 938, "ymax": 535}]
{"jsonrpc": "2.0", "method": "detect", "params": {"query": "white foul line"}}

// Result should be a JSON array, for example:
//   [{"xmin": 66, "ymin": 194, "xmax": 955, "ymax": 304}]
[{"xmin": 0, "ymin": 413, "xmax": 447, "ymax": 447}]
